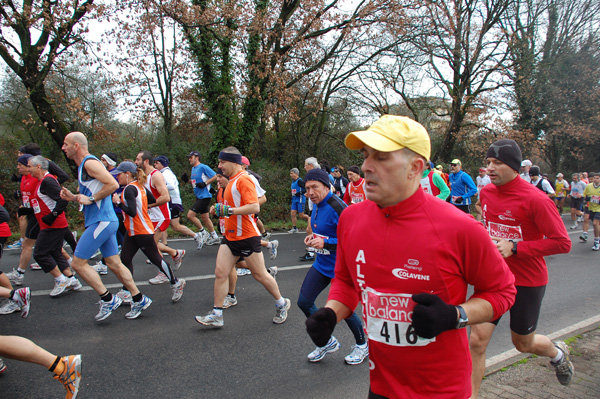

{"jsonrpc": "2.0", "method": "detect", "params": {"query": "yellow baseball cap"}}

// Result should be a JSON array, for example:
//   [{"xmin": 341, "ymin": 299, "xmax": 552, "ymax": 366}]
[
  {"xmin": 345, "ymin": 115, "xmax": 431, "ymax": 160},
  {"xmin": 451, "ymin": 159, "xmax": 462, "ymax": 165}
]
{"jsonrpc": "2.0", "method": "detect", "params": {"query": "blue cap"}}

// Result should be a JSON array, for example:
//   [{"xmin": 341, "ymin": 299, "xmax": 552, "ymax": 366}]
[
  {"xmin": 155, "ymin": 155, "xmax": 169, "ymax": 166},
  {"xmin": 114, "ymin": 161, "xmax": 137, "ymax": 175}
]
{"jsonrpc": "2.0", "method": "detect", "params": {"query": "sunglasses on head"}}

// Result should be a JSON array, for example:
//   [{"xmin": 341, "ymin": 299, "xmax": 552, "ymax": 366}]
[{"xmin": 451, "ymin": 163, "xmax": 458, "ymax": 166}]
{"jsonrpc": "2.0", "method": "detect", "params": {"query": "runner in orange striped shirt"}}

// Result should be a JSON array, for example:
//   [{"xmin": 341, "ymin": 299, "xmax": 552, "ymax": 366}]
[
  {"xmin": 195, "ymin": 146, "xmax": 290, "ymax": 328},
  {"xmin": 112, "ymin": 162, "xmax": 185, "ymax": 311}
]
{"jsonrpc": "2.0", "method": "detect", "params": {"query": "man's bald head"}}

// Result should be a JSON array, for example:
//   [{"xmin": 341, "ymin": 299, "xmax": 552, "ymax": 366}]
[{"xmin": 66, "ymin": 132, "xmax": 88, "ymax": 149}]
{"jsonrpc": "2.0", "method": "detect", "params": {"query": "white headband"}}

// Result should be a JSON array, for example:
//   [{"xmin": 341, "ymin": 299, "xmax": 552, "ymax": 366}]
[{"xmin": 101, "ymin": 154, "xmax": 117, "ymax": 167}]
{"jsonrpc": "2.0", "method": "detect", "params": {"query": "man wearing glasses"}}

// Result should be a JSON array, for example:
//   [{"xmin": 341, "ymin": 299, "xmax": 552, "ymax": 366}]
[{"xmin": 448, "ymin": 159, "xmax": 477, "ymax": 213}]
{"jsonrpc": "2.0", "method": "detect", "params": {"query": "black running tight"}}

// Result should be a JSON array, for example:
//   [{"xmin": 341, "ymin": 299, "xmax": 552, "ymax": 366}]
[{"xmin": 120, "ymin": 234, "xmax": 176, "ymax": 284}]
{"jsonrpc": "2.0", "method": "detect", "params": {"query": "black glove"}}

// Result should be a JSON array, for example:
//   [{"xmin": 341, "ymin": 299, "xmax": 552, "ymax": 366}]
[
  {"xmin": 411, "ymin": 293, "xmax": 457, "ymax": 339},
  {"xmin": 42, "ymin": 213, "xmax": 57, "ymax": 226},
  {"xmin": 13, "ymin": 190, "xmax": 21, "ymax": 199},
  {"xmin": 10, "ymin": 174, "xmax": 20, "ymax": 182},
  {"xmin": 17, "ymin": 207, "xmax": 34, "ymax": 216},
  {"xmin": 305, "ymin": 307, "xmax": 337, "ymax": 347},
  {"xmin": 195, "ymin": 181, "xmax": 207, "ymax": 189},
  {"xmin": 455, "ymin": 197, "xmax": 463, "ymax": 204},
  {"xmin": 181, "ymin": 173, "xmax": 189, "ymax": 183}
]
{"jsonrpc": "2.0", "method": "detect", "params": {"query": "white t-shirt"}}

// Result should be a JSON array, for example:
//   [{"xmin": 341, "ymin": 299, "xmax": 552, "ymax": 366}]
[
  {"xmin": 532, "ymin": 178, "xmax": 555, "ymax": 194},
  {"xmin": 477, "ymin": 175, "xmax": 491, "ymax": 196},
  {"xmin": 160, "ymin": 167, "xmax": 182, "ymax": 205}
]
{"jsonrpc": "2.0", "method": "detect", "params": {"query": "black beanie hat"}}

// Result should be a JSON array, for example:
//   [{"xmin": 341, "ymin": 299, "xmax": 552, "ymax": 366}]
[
  {"xmin": 347, "ymin": 165, "xmax": 361, "ymax": 175},
  {"xmin": 485, "ymin": 139, "xmax": 522, "ymax": 172},
  {"xmin": 305, "ymin": 168, "xmax": 331, "ymax": 188}
]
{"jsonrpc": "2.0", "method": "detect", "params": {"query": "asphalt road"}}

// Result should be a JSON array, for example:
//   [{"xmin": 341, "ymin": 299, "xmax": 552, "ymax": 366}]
[{"xmin": 0, "ymin": 215, "xmax": 598, "ymax": 398}]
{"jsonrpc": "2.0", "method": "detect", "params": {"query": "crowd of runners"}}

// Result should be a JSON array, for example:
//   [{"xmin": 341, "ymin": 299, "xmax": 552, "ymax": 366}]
[{"xmin": 0, "ymin": 116, "xmax": 593, "ymax": 398}]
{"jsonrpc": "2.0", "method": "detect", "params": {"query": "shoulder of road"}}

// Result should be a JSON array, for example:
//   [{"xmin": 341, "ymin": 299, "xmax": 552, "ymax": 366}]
[{"xmin": 480, "ymin": 319, "xmax": 600, "ymax": 398}]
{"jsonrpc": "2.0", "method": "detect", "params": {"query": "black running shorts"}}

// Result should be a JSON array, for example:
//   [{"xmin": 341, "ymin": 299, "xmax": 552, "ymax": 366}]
[
  {"xmin": 570, "ymin": 197, "xmax": 583, "ymax": 211},
  {"xmin": 25, "ymin": 214, "xmax": 39, "ymax": 240},
  {"xmin": 190, "ymin": 198, "xmax": 211, "ymax": 214},
  {"xmin": 491, "ymin": 285, "xmax": 546, "ymax": 335},
  {"xmin": 222, "ymin": 236, "xmax": 261, "ymax": 258}
]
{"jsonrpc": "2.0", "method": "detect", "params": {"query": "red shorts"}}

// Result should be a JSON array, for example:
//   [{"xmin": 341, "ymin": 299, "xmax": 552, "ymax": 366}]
[{"xmin": 152, "ymin": 219, "xmax": 170, "ymax": 232}]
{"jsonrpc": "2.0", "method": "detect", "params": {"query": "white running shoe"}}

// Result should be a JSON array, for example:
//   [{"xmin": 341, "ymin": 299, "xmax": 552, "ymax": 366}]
[
  {"xmin": 205, "ymin": 235, "xmax": 221, "ymax": 246},
  {"xmin": 116, "ymin": 289, "xmax": 132, "ymax": 304},
  {"xmin": 194, "ymin": 232, "xmax": 204, "ymax": 250},
  {"xmin": 269, "ymin": 240, "xmax": 279, "ymax": 260},
  {"xmin": 593, "ymin": 241, "xmax": 600, "ymax": 251},
  {"xmin": 195, "ymin": 312, "xmax": 224, "ymax": 327},
  {"xmin": 273, "ymin": 298, "xmax": 291, "ymax": 324},
  {"xmin": 50, "ymin": 279, "xmax": 70, "ymax": 297},
  {"xmin": 7, "ymin": 240, "xmax": 22, "ymax": 250},
  {"xmin": 95, "ymin": 295, "xmax": 123, "ymax": 321},
  {"xmin": 0, "ymin": 300, "xmax": 20, "ymax": 315},
  {"xmin": 223, "ymin": 295, "xmax": 238, "ymax": 309},
  {"xmin": 172, "ymin": 249, "xmax": 186, "ymax": 271},
  {"xmin": 149, "ymin": 272, "xmax": 169, "ymax": 285},
  {"xmin": 29, "ymin": 263, "xmax": 42, "ymax": 270},
  {"xmin": 307, "ymin": 336, "xmax": 340, "ymax": 362},
  {"xmin": 125, "ymin": 295, "xmax": 152, "ymax": 319},
  {"xmin": 268, "ymin": 266, "xmax": 278, "ymax": 279},
  {"xmin": 14, "ymin": 287, "xmax": 31, "ymax": 318},
  {"xmin": 570, "ymin": 224, "xmax": 578, "ymax": 230},
  {"xmin": 236, "ymin": 268, "xmax": 251, "ymax": 276},
  {"xmin": 200, "ymin": 229, "xmax": 210, "ymax": 243},
  {"xmin": 6, "ymin": 269, "xmax": 24, "ymax": 286},
  {"xmin": 91, "ymin": 261, "xmax": 108, "ymax": 275},
  {"xmin": 67, "ymin": 278, "xmax": 83, "ymax": 291},
  {"xmin": 91, "ymin": 249, "xmax": 102, "ymax": 258},
  {"xmin": 263, "ymin": 232, "xmax": 272, "ymax": 241},
  {"xmin": 344, "ymin": 342, "xmax": 369, "ymax": 365},
  {"xmin": 171, "ymin": 279, "xmax": 186, "ymax": 302},
  {"xmin": 288, "ymin": 227, "xmax": 298, "ymax": 234}
]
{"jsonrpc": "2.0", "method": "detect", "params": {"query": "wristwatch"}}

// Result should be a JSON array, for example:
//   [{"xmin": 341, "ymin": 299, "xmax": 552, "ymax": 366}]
[
  {"xmin": 456, "ymin": 305, "xmax": 468, "ymax": 329},
  {"xmin": 227, "ymin": 207, "xmax": 234, "ymax": 216},
  {"xmin": 510, "ymin": 240, "xmax": 517, "ymax": 255},
  {"xmin": 88, "ymin": 196, "xmax": 96, "ymax": 203},
  {"xmin": 51, "ymin": 211, "xmax": 58, "ymax": 217}
]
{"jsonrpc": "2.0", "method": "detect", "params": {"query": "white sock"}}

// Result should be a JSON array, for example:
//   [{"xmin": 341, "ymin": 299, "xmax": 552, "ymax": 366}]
[
  {"xmin": 55, "ymin": 274, "xmax": 67, "ymax": 283},
  {"xmin": 211, "ymin": 231, "xmax": 218, "ymax": 238},
  {"xmin": 551, "ymin": 350, "xmax": 564, "ymax": 363},
  {"xmin": 275, "ymin": 297, "xmax": 285, "ymax": 307},
  {"xmin": 267, "ymin": 242, "xmax": 273, "ymax": 249},
  {"xmin": 213, "ymin": 308, "xmax": 223, "ymax": 317},
  {"xmin": 17, "ymin": 267, "xmax": 26, "ymax": 273}
]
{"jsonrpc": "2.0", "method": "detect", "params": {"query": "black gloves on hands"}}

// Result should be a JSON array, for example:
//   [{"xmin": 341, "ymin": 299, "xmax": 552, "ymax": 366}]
[
  {"xmin": 306, "ymin": 307, "xmax": 337, "ymax": 347},
  {"xmin": 42, "ymin": 213, "xmax": 57, "ymax": 226},
  {"xmin": 11, "ymin": 174, "xmax": 20, "ymax": 182},
  {"xmin": 411, "ymin": 293, "xmax": 458, "ymax": 339},
  {"xmin": 17, "ymin": 207, "xmax": 34, "ymax": 216},
  {"xmin": 195, "ymin": 181, "xmax": 207, "ymax": 189},
  {"xmin": 181, "ymin": 173, "xmax": 189, "ymax": 183},
  {"xmin": 455, "ymin": 197, "xmax": 463, "ymax": 204},
  {"xmin": 13, "ymin": 190, "xmax": 21, "ymax": 199}
]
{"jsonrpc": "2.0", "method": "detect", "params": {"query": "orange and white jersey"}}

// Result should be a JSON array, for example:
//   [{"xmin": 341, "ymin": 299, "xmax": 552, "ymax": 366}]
[
  {"xmin": 223, "ymin": 171, "xmax": 260, "ymax": 241},
  {"xmin": 122, "ymin": 181, "xmax": 154, "ymax": 236}
]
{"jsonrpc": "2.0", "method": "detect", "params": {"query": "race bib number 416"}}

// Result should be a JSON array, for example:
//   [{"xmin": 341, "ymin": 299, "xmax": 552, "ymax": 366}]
[{"xmin": 365, "ymin": 289, "xmax": 435, "ymax": 347}]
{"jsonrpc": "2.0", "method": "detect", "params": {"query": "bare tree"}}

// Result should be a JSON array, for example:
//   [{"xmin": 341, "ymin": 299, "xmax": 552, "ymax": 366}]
[{"xmin": 0, "ymin": 0, "xmax": 98, "ymax": 167}]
